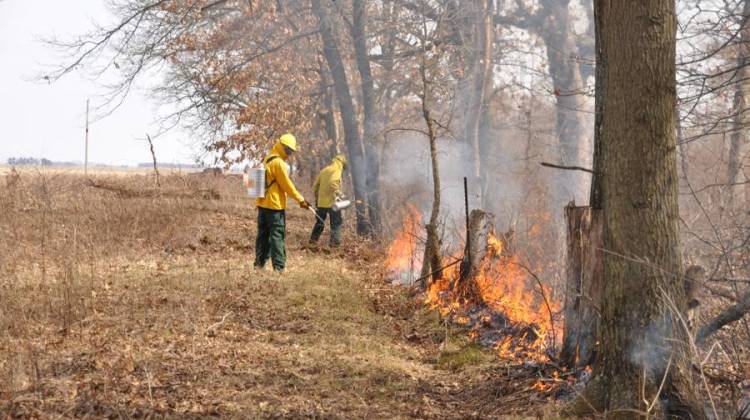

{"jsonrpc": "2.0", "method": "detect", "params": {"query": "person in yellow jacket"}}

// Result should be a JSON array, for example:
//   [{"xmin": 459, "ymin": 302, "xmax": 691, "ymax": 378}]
[
  {"xmin": 309, "ymin": 154, "xmax": 347, "ymax": 246},
  {"xmin": 254, "ymin": 134, "xmax": 311, "ymax": 272}
]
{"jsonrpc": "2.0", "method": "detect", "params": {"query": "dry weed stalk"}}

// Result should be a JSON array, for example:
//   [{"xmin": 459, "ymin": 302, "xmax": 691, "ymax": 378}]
[{"xmin": 0, "ymin": 169, "xmax": 245, "ymax": 393}]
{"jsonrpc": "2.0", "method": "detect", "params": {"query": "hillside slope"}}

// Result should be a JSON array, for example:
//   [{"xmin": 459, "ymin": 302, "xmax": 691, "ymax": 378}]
[{"xmin": 1, "ymin": 172, "xmax": 562, "ymax": 418}]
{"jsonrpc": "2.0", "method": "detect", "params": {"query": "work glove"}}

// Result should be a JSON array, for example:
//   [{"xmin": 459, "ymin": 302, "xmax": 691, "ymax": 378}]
[{"xmin": 300, "ymin": 200, "xmax": 311, "ymax": 210}]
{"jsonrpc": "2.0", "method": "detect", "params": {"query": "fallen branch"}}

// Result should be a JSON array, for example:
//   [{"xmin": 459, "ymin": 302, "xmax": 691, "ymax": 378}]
[
  {"xmin": 696, "ymin": 289, "xmax": 750, "ymax": 345},
  {"xmin": 540, "ymin": 162, "xmax": 594, "ymax": 174},
  {"xmin": 700, "ymin": 282, "xmax": 737, "ymax": 302},
  {"xmin": 205, "ymin": 312, "xmax": 233, "ymax": 336},
  {"xmin": 512, "ymin": 261, "xmax": 557, "ymax": 350},
  {"xmin": 415, "ymin": 257, "xmax": 463, "ymax": 287}
]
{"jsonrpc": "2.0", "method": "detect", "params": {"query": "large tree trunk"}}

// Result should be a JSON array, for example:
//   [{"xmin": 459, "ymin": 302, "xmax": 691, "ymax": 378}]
[
  {"xmin": 559, "ymin": 204, "xmax": 603, "ymax": 369},
  {"xmin": 352, "ymin": 0, "xmax": 383, "ymax": 237},
  {"xmin": 540, "ymin": 0, "xmax": 591, "ymax": 205},
  {"xmin": 313, "ymin": 0, "xmax": 370, "ymax": 235},
  {"xmin": 318, "ymin": 60, "xmax": 339, "ymax": 159},
  {"xmin": 728, "ymin": 0, "xmax": 750, "ymax": 211},
  {"xmin": 572, "ymin": 1, "xmax": 706, "ymax": 418}
]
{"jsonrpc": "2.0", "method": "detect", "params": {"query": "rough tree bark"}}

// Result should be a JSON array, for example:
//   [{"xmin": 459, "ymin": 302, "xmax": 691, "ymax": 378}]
[
  {"xmin": 317, "ymin": 60, "xmax": 339, "ymax": 160},
  {"xmin": 728, "ymin": 0, "xmax": 750, "ymax": 211},
  {"xmin": 352, "ymin": 0, "xmax": 383, "ymax": 236},
  {"xmin": 559, "ymin": 204, "xmax": 603, "ymax": 370},
  {"xmin": 313, "ymin": 0, "xmax": 371, "ymax": 235},
  {"xmin": 456, "ymin": 209, "xmax": 493, "ymax": 303},
  {"xmin": 571, "ymin": 1, "xmax": 706, "ymax": 418}
]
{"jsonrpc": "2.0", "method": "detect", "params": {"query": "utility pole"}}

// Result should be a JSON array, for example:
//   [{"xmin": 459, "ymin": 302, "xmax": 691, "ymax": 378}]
[{"xmin": 85, "ymin": 99, "xmax": 90, "ymax": 175}]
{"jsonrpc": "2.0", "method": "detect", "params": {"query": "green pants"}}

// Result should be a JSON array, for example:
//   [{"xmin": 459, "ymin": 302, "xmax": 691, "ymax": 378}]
[
  {"xmin": 309, "ymin": 207, "xmax": 343, "ymax": 246},
  {"xmin": 254, "ymin": 207, "xmax": 286, "ymax": 271}
]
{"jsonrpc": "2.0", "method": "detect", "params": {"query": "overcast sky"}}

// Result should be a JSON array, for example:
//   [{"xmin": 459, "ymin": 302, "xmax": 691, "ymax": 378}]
[{"xmin": 0, "ymin": 0, "xmax": 197, "ymax": 166}]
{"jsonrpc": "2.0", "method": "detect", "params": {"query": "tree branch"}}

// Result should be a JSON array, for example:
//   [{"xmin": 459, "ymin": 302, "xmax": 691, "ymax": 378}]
[
  {"xmin": 695, "ymin": 289, "xmax": 750, "ymax": 345},
  {"xmin": 540, "ymin": 161, "xmax": 594, "ymax": 174}
]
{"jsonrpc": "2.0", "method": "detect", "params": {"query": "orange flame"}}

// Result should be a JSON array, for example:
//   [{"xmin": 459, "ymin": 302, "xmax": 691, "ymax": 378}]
[
  {"xmin": 385, "ymin": 204, "xmax": 424, "ymax": 284},
  {"xmin": 475, "ymin": 243, "xmax": 559, "ymax": 341},
  {"xmin": 386, "ymin": 206, "xmax": 562, "ymax": 362}
]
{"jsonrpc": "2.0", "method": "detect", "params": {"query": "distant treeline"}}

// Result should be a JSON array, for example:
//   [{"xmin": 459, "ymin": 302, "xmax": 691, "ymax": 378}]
[
  {"xmin": 6, "ymin": 157, "xmax": 201, "ymax": 169},
  {"xmin": 136, "ymin": 162, "xmax": 202, "ymax": 169},
  {"xmin": 7, "ymin": 157, "xmax": 58, "ymax": 166}
]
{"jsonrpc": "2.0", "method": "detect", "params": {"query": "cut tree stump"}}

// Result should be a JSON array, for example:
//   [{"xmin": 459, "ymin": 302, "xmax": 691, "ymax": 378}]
[
  {"xmin": 455, "ymin": 210, "xmax": 516, "ymax": 304},
  {"xmin": 456, "ymin": 209, "xmax": 494, "ymax": 303},
  {"xmin": 560, "ymin": 204, "xmax": 604, "ymax": 369}
]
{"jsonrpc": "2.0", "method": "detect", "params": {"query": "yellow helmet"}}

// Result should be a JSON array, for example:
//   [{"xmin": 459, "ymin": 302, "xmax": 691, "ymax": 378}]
[
  {"xmin": 334, "ymin": 154, "xmax": 347, "ymax": 168},
  {"xmin": 279, "ymin": 133, "xmax": 298, "ymax": 152}
]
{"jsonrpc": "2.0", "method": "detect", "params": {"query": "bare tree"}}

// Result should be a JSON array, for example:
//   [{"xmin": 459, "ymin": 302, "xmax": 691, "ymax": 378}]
[
  {"xmin": 494, "ymin": 0, "xmax": 594, "ymax": 205},
  {"xmin": 728, "ymin": 0, "xmax": 750, "ymax": 210},
  {"xmin": 351, "ymin": 0, "xmax": 384, "ymax": 236},
  {"xmin": 413, "ymin": 6, "xmax": 449, "ymax": 284},
  {"xmin": 312, "ymin": 0, "xmax": 372, "ymax": 236},
  {"xmin": 462, "ymin": 0, "xmax": 494, "ymax": 206}
]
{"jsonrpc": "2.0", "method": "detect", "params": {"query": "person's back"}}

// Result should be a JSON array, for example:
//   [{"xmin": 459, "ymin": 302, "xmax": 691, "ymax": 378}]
[
  {"xmin": 315, "ymin": 158, "xmax": 344, "ymax": 208},
  {"xmin": 310, "ymin": 154, "xmax": 347, "ymax": 246}
]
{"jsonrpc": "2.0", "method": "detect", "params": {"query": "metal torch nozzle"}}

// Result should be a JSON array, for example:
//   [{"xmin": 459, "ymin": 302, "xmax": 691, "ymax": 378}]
[{"xmin": 308, "ymin": 207, "xmax": 326, "ymax": 223}]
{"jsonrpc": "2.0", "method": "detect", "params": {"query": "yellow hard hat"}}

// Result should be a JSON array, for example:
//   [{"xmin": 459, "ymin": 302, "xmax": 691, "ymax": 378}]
[
  {"xmin": 279, "ymin": 133, "xmax": 297, "ymax": 152},
  {"xmin": 334, "ymin": 154, "xmax": 347, "ymax": 168}
]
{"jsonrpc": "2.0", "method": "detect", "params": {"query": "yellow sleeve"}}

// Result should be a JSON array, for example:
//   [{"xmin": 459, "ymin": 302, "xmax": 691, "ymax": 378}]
[
  {"xmin": 313, "ymin": 174, "xmax": 321, "ymax": 199},
  {"xmin": 331, "ymin": 169, "xmax": 342, "ymax": 196},
  {"xmin": 271, "ymin": 160, "xmax": 305, "ymax": 204}
]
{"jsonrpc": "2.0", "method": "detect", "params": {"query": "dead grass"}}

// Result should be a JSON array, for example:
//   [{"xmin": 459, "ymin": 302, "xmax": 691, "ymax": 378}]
[
  {"xmin": 5, "ymin": 169, "xmax": 745, "ymax": 418},
  {"xmin": 2, "ymin": 169, "xmax": 545, "ymax": 419}
]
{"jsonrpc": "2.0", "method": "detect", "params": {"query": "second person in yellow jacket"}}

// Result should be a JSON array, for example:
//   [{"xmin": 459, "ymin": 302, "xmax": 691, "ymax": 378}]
[{"xmin": 309, "ymin": 154, "xmax": 347, "ymax": 246}]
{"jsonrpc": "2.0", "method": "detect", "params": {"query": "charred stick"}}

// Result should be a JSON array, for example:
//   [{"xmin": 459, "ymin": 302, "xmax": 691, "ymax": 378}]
[
  {"xmin": 463, "ymin": 177, "xmax": 470, "ymax": 279},
  {"xmin": 414, "ymin": 257, "xmax": 463, "ymax": 285}
]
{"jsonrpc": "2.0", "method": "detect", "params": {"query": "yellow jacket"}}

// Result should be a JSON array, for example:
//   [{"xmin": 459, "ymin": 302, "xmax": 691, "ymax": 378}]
[
  {"xmin": 256, "ymin": 142, "xmax": 305, "ymax": 210},
  {"xmin": 313, "ymin": 155, "xmax": 346, "ymax": 208}
]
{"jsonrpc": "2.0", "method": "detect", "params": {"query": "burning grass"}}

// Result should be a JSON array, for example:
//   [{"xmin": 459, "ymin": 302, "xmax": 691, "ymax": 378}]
[
  {"xmin": 385, "ymin": 205, "xmax": 562, "ymax": 364},
  {"xmin": 384, "ymin": 204, "xmax": 424, "ymax": 284}
]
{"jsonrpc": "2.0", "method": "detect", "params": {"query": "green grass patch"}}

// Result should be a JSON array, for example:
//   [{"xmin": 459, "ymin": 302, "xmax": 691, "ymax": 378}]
[{"xmin": 435, "ymin": 342, "xmax": 493, "ymax": 371}]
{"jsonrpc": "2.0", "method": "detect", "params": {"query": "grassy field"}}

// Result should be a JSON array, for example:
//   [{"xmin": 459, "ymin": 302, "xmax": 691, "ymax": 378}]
[{"xmin": 0, "ymin": 169, "xmax": 557, "ymax": 418}]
